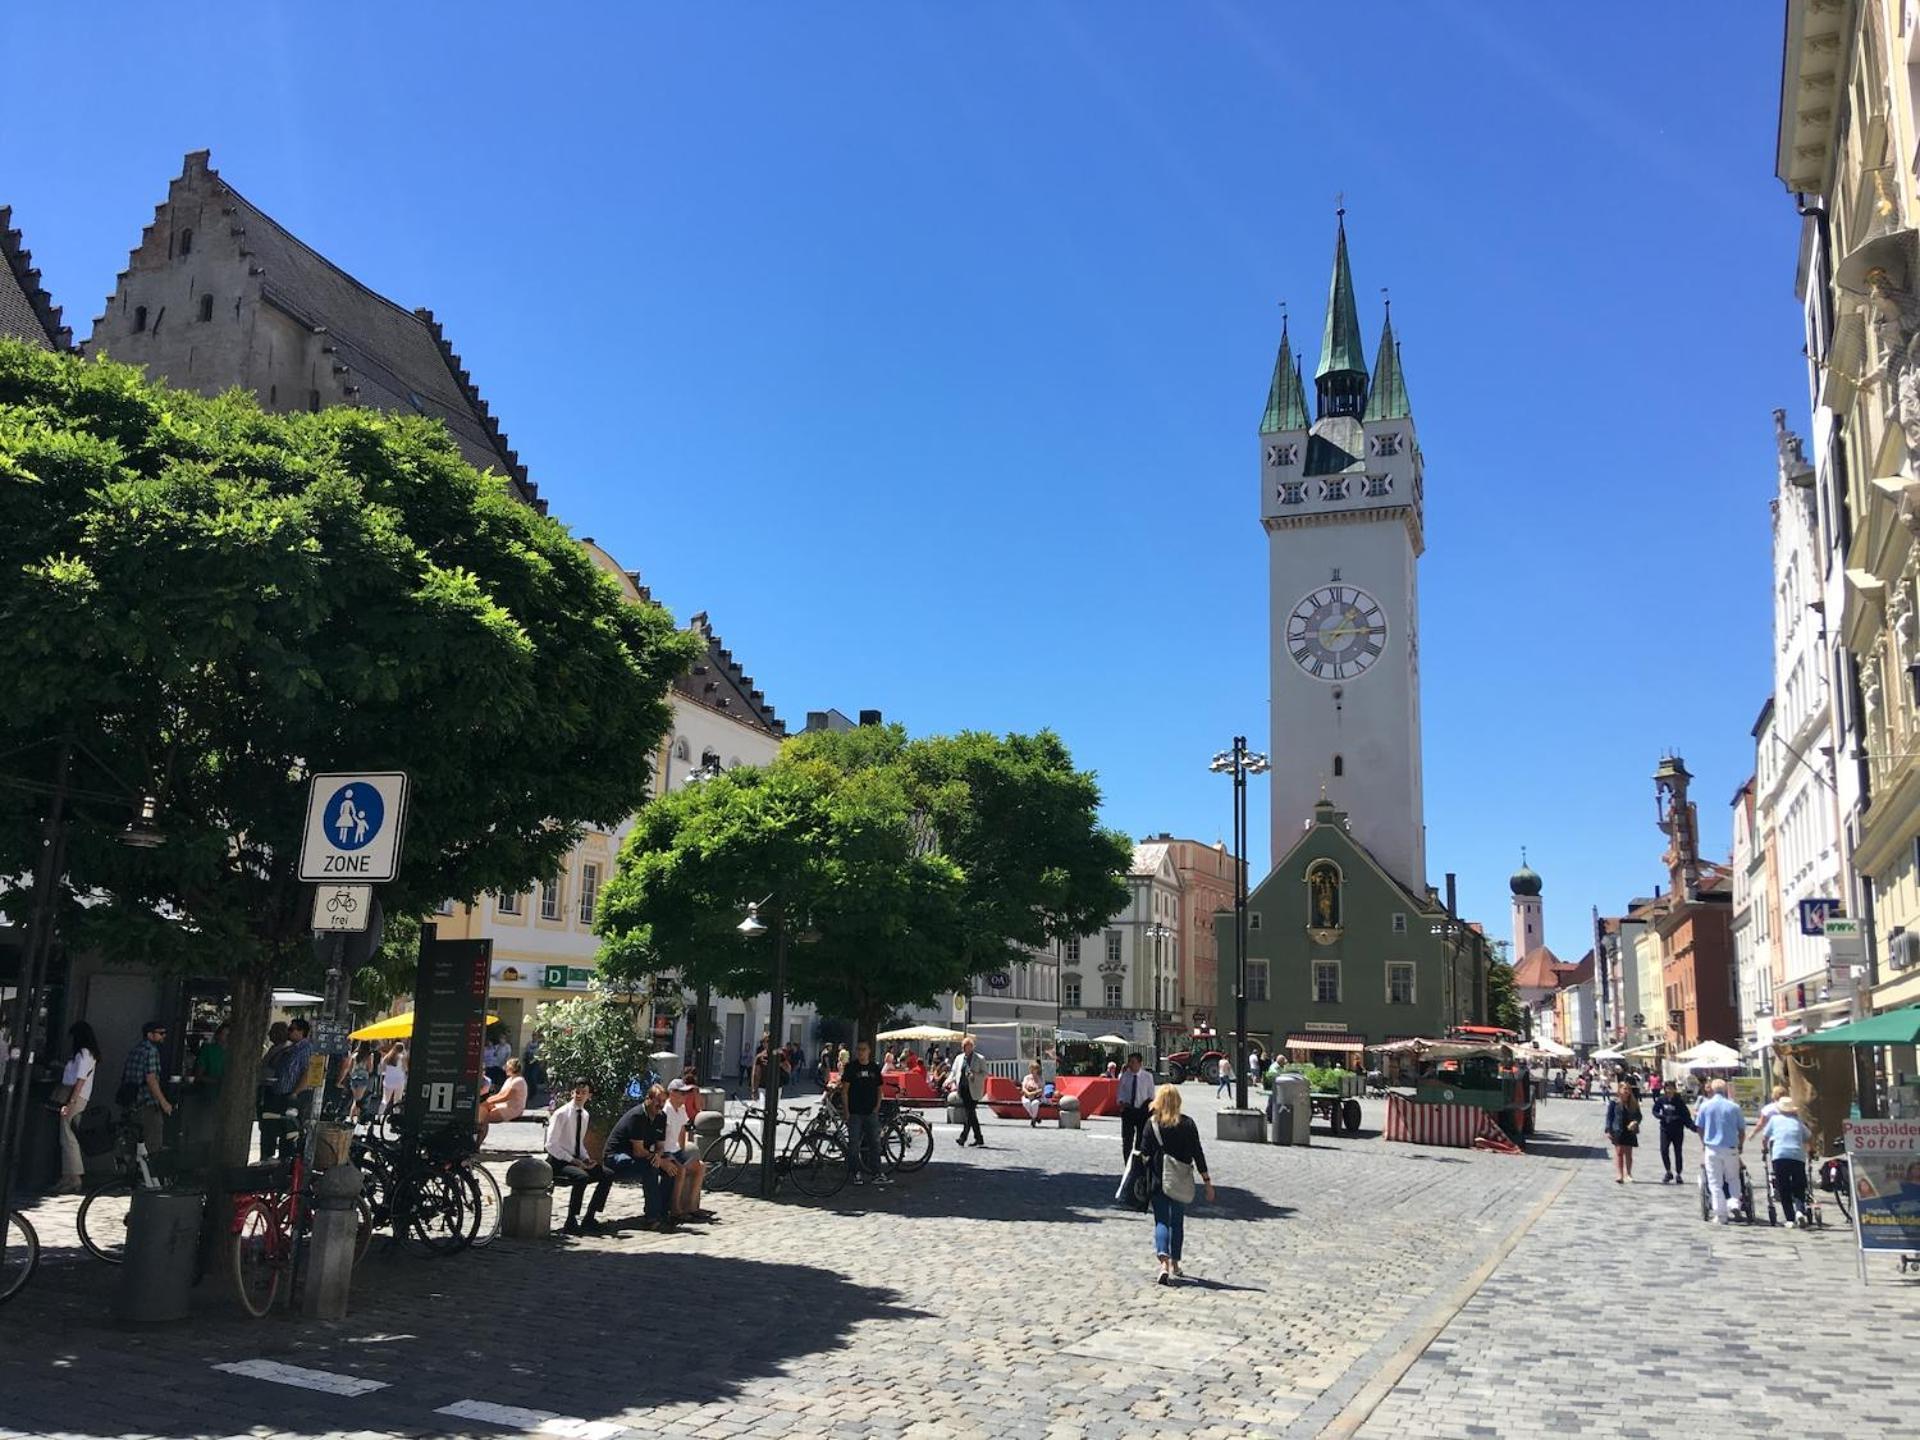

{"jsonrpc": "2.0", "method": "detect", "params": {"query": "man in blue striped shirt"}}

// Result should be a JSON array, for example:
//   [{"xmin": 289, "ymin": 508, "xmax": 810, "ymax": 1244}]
[{"xmin": 1694, "ymin": 1079, "xmax": 1746, "ymax": 1223}]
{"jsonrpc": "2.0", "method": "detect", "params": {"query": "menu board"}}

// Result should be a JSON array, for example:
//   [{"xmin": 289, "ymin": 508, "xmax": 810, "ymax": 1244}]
[{"xmin": 404, "ymin": 929, "xmax": 491, "ymax": 1144}]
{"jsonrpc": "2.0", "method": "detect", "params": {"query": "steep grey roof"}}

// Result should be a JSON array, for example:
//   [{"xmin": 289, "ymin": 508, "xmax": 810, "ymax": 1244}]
[
  {"xmin": 675, "ymin": 613, "xmax": 785, "ymax": 737},
  {"xmin": 0, "ymin": 206, "xmax": 70, "ymax": 350},
  {"xmin": 191, "ymin": 153, "xmax": 541, "ymax": 510}
]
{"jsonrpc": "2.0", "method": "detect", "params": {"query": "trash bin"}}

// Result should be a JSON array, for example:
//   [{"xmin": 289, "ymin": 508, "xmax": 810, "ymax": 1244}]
[
  {"xmin": 1269, "ymin": 1075, "xmax": 1311, "ymax": 1146},
  {"xmin": 114, "ymin": 1187, "xmax": 205, "ymax": 1324}
]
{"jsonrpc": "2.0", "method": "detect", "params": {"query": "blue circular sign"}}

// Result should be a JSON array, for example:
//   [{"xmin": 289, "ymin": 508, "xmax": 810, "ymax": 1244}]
[
  {"xmin": 987, "ymin": 971, "xmax": 1012, "ymax": 991},
  {"xmin": 323, "ymin": 782, "xmax": 385, "ymax": 851}
]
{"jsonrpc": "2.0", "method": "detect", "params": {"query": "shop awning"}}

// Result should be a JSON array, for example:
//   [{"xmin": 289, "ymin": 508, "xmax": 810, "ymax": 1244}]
[
  {"xmin": 1789, "ymin": 1005, "xmax": 1920, "ymax": 1046},
  {"xmin": 1286, "ymin": 1032, "xmax": 1366, "ymax": 1053}
]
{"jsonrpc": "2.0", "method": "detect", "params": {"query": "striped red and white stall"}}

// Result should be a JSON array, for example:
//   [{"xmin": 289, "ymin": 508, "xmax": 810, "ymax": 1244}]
[{"xmin": 1383, "ymin": 1093, "xmax": 1521, "ymax": 1153}]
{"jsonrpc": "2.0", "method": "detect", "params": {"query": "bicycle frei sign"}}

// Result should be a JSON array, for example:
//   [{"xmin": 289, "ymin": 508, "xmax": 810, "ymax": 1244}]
[
  {"xmin": 298, "ymin": 772, "xmax": 409, "ymax": 882},
  {"xmin": 311, "ymin": 884, "xmax": 373, "ymax": 932}
]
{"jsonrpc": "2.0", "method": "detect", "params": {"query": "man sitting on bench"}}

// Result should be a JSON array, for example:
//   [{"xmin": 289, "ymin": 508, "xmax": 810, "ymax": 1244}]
[{"xmin": 544, "ymin": 1078, "xmax": 613, "ymax": 1234}]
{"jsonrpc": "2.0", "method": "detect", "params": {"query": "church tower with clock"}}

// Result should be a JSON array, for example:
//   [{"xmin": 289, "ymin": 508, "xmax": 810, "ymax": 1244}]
[{"xmin": 1260, "ymin": 213, "xmax": 1426, "ymax": 893}]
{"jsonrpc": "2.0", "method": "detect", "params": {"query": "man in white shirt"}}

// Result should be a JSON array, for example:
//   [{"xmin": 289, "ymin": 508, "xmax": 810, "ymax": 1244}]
[
  {"xmin": 947, "ymin": 1036, "xmax": 987, "ymax": 1148},
  {"xmin": 545, "ymin": 1079, "xmax": 614, "ymax": 1234},
  {"xmin": 662, "ymin": 1080, "xmax": 714, "ymax": 1221},
  {"xmin": 1117, "ymin": 1053, "xmax": 1153, "ymax": 1166}
]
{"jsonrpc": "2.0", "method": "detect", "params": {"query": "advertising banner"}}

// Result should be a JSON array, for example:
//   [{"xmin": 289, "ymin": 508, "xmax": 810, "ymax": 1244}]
[
  {"xmin": 405, "ymin": 929, "xmax": 491, "ymax": 1141},
  {"xmin": 1843, "ymin": 1118, "xmax": 1920, "ymax": 1253}
]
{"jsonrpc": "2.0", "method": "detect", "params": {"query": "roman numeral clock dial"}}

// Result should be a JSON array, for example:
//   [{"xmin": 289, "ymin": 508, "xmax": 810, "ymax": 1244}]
[{"xmin": 1286, "ymin": 585, "xmax": 1387, "ymax": 682}]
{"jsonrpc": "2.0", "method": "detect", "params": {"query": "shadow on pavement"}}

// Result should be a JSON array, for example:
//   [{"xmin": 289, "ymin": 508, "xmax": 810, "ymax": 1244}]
[{"xmin": 772, "ymin": 1162, "xmax": 1295, "ymax": 1225}]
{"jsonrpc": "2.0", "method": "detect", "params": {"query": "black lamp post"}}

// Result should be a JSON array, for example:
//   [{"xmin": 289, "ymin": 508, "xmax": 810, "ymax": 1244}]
[
  {"xmin": 681, "ymin": 758, "xmax": 726, "ymax": 1081},
  {"xmin": 737, "ymin": 900, "xmax": 786, "ymax": 1198},
  {"xmin": 1210, "ymin": 736, "xmax": 1270, "ymax": 1112}
]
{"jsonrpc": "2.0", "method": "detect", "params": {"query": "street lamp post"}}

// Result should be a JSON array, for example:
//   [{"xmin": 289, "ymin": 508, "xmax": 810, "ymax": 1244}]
[
  {"xmin": 1210, "ymin": 736, "xmax": 1270, "ymax": 1113},
  {"xmin": 1145, "ymin": 922, "xmax": 1172, "ymax": 1049},
  {"xmin": 737, "ymin": 900, "xmax": 788, "ymax": 1199}
]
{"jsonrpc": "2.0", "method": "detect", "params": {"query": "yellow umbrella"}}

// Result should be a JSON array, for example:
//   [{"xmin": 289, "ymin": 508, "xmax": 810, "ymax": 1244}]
[{"xmin": 349, "ymin": 1009, "xmax": 500, "ymax": 1041}]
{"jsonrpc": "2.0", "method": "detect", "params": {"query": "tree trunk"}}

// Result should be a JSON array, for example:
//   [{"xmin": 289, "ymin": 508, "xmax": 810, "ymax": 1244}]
[{"xmin": 213, "ymin": 959, "xmax": 274, "ymax": 1170}]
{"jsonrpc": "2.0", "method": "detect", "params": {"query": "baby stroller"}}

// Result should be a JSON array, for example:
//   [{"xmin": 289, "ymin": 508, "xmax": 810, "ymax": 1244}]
[{"xmin": 1699, "ymin": 1158, "xmax": 1756, "ymax": 1223}]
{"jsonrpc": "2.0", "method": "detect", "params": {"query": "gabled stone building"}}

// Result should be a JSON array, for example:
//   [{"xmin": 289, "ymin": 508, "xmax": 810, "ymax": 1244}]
[{"xmin": 0, "ymin": 206, "xmax": 70, "ymax": 350}]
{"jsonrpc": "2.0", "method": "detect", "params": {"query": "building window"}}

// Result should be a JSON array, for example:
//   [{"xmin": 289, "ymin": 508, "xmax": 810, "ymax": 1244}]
[
  {"xmin": 1391, "ymin": 913, "xmax": 1407, "ymax": 934},
  {"xmin": 540, "ymin": 876, "xmax": 562, "ymax": 921},
  {"xmin": 1248, "ymin": 911, "xmax": 1262, "ymax": 931},
  {"xmin": 435, "ymin": 899, "xmax": 455, "ymax": 917},
  {"xmin": 1104, "ymin": 980, "xmax": 1123, "ymax": 1008},
  {"xmin": 496, "ymin": 891, "xmax": 520, "ymax": 917},
  {"xmin": 1279, "ymin": 481, "xmax": 1306, "ymax": 505},
  {"xmin": 178, "ymin": 228, "xmax": 193, "ymax": 256},
  {"xmin": 579, "ymin": 863, "xmax": 600, "ymax": 926},
  {"xmin": 1064, "ymin": 937, "xmax": 1080, "ymax": 963},
  {"xmin": 1365, "ymin": 475, "xmax": 1393, "ymax": 496},
  {"xmin": 1388, "ymin": 962, "xmax": 1415, "ymax": 1004},
  {"xmin": 1320, "ymin": 477, "xmax": 1349, "ymax": 501},
  {"xmin": 1063, "ymin": 978, "xmax": 1081, "ymax": 1007},
  {"xmin": 1106, "ymin": 932, "xmax": 1122, "ymax": 965},
  {"xmin": 133, "ymin": 305, "xmax": 148, "ymax": 333},
  {"xmin": 1372, "ymin": 433, "xmax": 1401, "ymax": 457},
  {"xmin": 198, "ymin": 294, "xmax": 214, "ymax": 322},
  {"xmin": 1247, "ymin": 959, "xmax": 1270, "ymax": 1002},
  {"xmin": 1313, "ymin": 961, "xmax": 1341, "ymax": 1003},
  {"xmin": 1332, "ymin": 754, "xmax": 1344, "ymax": 777}
]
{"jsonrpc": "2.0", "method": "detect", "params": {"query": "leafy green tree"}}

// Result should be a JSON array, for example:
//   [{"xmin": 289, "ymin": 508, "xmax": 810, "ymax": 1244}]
[
  {"xmin": 1487, "ymin": 958, "xmax": 1525, "ymax": 1035},
  {"xmin": 0, "ymin": 341, "xmax": 700, "ymax": 1161},
  {"xmin": 597, "ymin": 724, "xmax": 1131, "ymax": 1039}
]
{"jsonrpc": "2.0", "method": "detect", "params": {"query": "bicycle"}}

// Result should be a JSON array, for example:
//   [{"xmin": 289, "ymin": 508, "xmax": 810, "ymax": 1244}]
[
  {"xmin": 705, "ymin": 1103, "xmax": 848, "ymax": 1197},
  {"xmin": 75, "ymin": 1113, "xmax": 163, "ymax": 1264},
  {"xmin": 351, "ymin": 1124, "xmax": 474, "ymax": 1254},
  {"xmin": 228, "ymin": 1141, "xmax": 377, "ymax": 1317},
  {"xmin": 813, "ymin": 1098, "xmax": 934, "ymax": 1178},
  {"xmin": 1, "ymin": 1208, "xmax": 37, "ymax": 1304}
]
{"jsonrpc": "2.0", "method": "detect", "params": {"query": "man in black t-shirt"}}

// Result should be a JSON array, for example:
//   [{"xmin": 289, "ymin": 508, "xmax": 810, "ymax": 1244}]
[
  {"xmin": 603, "ymin": 1084, "xmax": 676, "ymax": 1229},
  {"xmin": 838, "ymin": 1040, "xmax": 890, "ymax": 1186}
]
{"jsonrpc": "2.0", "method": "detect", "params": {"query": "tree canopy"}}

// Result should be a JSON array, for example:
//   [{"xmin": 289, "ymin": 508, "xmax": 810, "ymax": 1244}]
[
  {"xmin": 596, "ymin": 723, "xmax": 1131, "ymax": 1036},
  {"xmin": 0, "ymin": 340, "xmax": 700, "ymax": 1156}
]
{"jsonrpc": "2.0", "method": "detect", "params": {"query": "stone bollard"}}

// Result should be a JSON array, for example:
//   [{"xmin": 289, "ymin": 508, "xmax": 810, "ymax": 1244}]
[
  {"xmin": 945, "ymin": 1096, "xmax": 965, "ymax": 1126},
  {"xmin": 502, "ymin": 1156, "xmax": 555, "ymax": 1240},
  {"xmin": 692, "ymin": 1109, "xmax": 725, "ymax": 1164},
  {"xmin": 1056, "ymin": 1095, "xmax": 1081, "ymax": 1130},
  {"xmin": 302, "ymin": 1163, "xmax": 363, "ymax": 1319}
]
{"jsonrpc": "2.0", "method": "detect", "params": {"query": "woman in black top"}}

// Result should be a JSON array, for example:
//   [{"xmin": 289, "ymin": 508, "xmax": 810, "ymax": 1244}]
[
  {"xmin": 1604, "ymin": 1080, "xmax": 1641, "ymax": 1183},
  {"xmin": 1136, "ymin": 1084, "xmax": 1215, "ymax": 1285}
]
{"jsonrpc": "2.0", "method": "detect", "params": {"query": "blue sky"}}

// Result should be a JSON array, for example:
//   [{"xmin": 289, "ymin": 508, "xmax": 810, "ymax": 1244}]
[{"xmin": 5, "ymin": 4, "xmax": 1800, "ymax": 961}]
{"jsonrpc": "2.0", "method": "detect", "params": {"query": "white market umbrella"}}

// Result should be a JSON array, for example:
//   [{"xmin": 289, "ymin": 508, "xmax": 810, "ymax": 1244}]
[
  {"xmin": 1531, "ymin": 1038, "xmax": 1575, "ymax": 1059},
  {"xmin": 1678, "ymin": 1040, "xmax": 1742, "ymax": 1068},
  {"xmin": 1091, "ymin": 1033, "xmax": 1131, "ymax": 1046},
  {"xmin": 1589, "ymin": 1048, "xmax": 1626, "ymax": 1062},
  {"xmin": 1054, "ymin": 1028, "xmax": 1091, "ymax": 1043},
  {"xmin": 875, "ymin": 1024, "xmax": 968, "ymax": 1043}
]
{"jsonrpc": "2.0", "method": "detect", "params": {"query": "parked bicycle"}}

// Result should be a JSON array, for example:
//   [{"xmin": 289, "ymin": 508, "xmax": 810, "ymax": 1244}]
[
  {"xmin": 705, "ymin": 1103, "xmax": 849, "ymax": 1197},
  {"xmin": 1, "ymin": 1208, "xmax": 37, "ymax": 1305},
  {"xmin": 352, "ymin": 1122, "xmax": 499, "ymax": 1251},
  {"xmin": 75, "ymin": 1113, "xmax": 164, "ymax": 1264},
  {"xmin": 226, "ymin": 1146, "xmax": 375, "ymax": 1317}
]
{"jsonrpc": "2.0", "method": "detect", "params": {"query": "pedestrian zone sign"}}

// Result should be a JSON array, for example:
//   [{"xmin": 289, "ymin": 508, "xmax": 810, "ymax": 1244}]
[{"xmin": 299, "ymin": 772, "xmax": 409, "ymax": 883}]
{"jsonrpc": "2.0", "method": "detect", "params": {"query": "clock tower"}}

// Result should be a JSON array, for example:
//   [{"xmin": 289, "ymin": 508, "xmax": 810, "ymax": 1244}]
[{"xmin": 1260, "ymin": 214, "xmax": 1426, "ymax": 893}]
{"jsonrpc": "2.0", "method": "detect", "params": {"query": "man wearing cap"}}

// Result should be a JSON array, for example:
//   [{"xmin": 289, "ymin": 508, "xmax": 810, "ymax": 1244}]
[
  {"xmin": 663, "ymin": 1079, "xmax": 714, "ymax": 1223},
  {"xmin": 120, "ymin": 1019, "xmax": 174, "ymax": 1158}
]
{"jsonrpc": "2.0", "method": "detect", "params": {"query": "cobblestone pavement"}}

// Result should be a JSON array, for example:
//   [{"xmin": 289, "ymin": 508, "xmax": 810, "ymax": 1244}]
[{"xmin": 1, "ymin": 1093, "xmax": 1912, "ymax": 1439}]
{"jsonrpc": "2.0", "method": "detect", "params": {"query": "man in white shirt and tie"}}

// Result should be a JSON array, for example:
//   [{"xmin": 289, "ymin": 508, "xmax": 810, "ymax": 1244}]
[
  {"xmin": 1117, "ymin": 1052, "xmax": 1153, "ymax": 1166},
  {"xmin": 545, "ymin": 1078, "xmax": 614, "ymax": 1234}
]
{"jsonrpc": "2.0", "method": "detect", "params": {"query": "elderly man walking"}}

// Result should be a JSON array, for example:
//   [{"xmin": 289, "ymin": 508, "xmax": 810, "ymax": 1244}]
[
  {"xmin": 947, "ymin": 1036, "xmax": 987, "ymax": 1148},
  {"xmin": 1694, "ymin": 1078, "xmax": 1747, "ymax": 1224}
]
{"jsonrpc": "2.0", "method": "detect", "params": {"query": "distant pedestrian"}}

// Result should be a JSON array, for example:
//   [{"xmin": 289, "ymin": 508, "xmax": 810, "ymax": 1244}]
[
  {"xmin": 1759, "ymin": 1096, "xmax": 1813, "ymax": 1228},
  {"xmin": 1695, "ymin": 1078, "xmax": 1747, "ymax": 1224},
  {"xmin": 1604, "ymin": 1080, "xmax": 1641, "ymax": 1183},
  {"xmin": 1652, "ymin": 1087, "xmax": 1693, "ymax": 1183},
  {"xmin": 482, "ymin": 1027, "xmax": 512, "ymax": 1090},
  {"xmin": 54, "ymin": 1021, "xmax": 101, "ymax": 1192},
  {"xmin": 1020, "ymin": 1062, "xmax": 1045, "ymax": 1126},
  {"xmin": 380, "ymin": 1042, "xmax": 408, "ymax": 1117},
  {"xmin": 839, "ymin": 1041, "xmax": 889, "ymax": 1185},
  {"xmin": 1137, "ymin": 1084, "xmax": 1213, "ymax": 1286},
  {"xmin": 1117, "ymin": 1053, "xmax": 1153, "ymax": 1167},
  {"xmin": 948, "ymin": 1036, "xmax": 986, "ymax": 1147},
  {"xmin": 1215, "ymin": 1055, "xmax": 1232, "ymax": 1098},
  {"xmin": 344, "ymin": 1041, "xmax": 379, "ymax": 1122},
  {"xmin": 119, "ymin": 1018, "xmax": 174, "ymax": 1160},
  {"xmin": 477, "ymin": 1057, "xmax": 528, "ymax": 1141}
]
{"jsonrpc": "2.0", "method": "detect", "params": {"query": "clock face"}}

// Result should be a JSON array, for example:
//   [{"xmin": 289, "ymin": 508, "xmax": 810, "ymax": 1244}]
[{"xmin": 1287, "ymin": 584, "xmax": 1387, "ymax": 682}]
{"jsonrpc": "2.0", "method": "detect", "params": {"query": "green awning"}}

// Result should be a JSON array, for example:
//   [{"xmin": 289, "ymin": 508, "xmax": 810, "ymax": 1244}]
[{"xmin": 1790, "ymin": 1006, "xmax": 1920, "ymax": 1046}]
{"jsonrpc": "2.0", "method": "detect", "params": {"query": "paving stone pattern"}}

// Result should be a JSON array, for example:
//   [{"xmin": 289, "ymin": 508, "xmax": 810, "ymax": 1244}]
[{"xmin": 2, "ymin": 1093, "xmax": 1909, "ymax": 1438}]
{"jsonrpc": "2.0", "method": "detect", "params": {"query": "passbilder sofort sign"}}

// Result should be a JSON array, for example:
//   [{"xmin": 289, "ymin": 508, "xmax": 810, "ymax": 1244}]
[{"xmin": 298, "ymin": 771, "xmax": 410, "ymax": 882}]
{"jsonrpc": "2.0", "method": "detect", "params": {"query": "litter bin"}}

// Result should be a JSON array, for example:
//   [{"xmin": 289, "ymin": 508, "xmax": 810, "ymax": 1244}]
[
  {"xmin": 114, "ymin": 1187, "xmax": 205, "ymax": 1323},
  {"xmin": 1268, "ymin": 1075, "xmax": 1311, "ymax": 1146}
]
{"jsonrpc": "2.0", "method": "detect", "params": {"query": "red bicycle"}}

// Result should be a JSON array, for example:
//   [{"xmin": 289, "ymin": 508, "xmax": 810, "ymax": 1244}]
[{"xmin": 227, "ymin": 1152, "xmax": 372, "ymax": 1318}]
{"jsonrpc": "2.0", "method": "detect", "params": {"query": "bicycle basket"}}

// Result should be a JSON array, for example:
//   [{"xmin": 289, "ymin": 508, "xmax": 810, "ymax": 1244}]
[{"xmin": 223, "ymin": 1160, "xmax": 292, "ymax": 1193}]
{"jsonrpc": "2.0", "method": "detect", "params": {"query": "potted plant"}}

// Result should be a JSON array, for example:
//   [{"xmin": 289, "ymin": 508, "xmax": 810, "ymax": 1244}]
[{"xmin": 533, "ymin": 991, "xmax": 654, "ymax": 1159}]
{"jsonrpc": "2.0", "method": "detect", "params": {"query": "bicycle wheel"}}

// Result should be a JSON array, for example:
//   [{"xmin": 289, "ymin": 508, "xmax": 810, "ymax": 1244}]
[
  {"xmin": 886, "ymin": 1114, "xmax": 934, "ymax": 1173},
  {"xmin": 708, "ymin": 1128, "xmax": 756, "ymax": 1192},
  {"xmin": 77, "ymin": 1182, "xmax": 136, "ymax": 1263},
  {"xmin": 1, "ymin": 1210, "xmax": 38, "ymax": 1304},
  {"xmin": 354, "ymin": 1196, "xmax": 375, "ymax": 1264},
  {"xmin": 229, "ymin": 1200, "xmax": 282, "ymax": 1318},
  {"xmin": 462, "ymin": 1164, "xmax": 502, "ymax": 1248},
  {"xmin": 788, "ymin": 1137, "xmax": 848, "ymax": 1198},
  {"xmin": 406, "ymin": 1171, "xmax": 469, "ymax": 1254}
]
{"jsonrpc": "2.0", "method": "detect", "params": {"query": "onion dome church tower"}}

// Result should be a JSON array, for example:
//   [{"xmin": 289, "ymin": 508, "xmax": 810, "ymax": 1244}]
[{"xmin": 1510, "ymin": 852, "xmax": 1543, "ymax": 962}]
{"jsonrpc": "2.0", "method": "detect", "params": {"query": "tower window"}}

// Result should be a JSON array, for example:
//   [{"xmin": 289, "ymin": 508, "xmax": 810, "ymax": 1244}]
[
  {"xmin": 1332, "ymin": 754, "xmax": 1344, "ymax": 777},
  {"xmin": 1365, "ymin": 476, "xmax": 1393, "ymax": 497},
  {"xmin": 197, "ymin": 294, "xmax": 214, "ymax": 322},
  {"xmin": 1279, "ymin": 481, "xmax": 1306, "ymax": 506},
  {"xmin": 133, "ymin": 305, "xmax": 148, "ymax": 333},
  {"xmin": 179, "ymin": 228, "xmax": 193, "ymax": 256},
  {"xmin": 1372, "ymin": 432, "xmax": 1401, "ymax": 457},
  {"xmin": 1320, "ymin": 477, "xmax": 1350, "ymax": 501}
]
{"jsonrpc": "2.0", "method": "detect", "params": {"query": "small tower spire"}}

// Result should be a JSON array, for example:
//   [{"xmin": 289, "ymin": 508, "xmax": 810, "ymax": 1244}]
[
  {"xmin": 1260, "ymin": 306, "xmax": 1312, "ymax": 433},
  {"xmin": 1315, "ymin": 209, "xmax": 1369, "ymax": 419},
  {"xmin": 1363, "ymin": 295, "xmax": 1410, "ymax": 421}
]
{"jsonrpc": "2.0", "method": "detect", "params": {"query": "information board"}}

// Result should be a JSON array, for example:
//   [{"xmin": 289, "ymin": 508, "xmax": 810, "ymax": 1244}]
[
  {"xmin": 1843, "ymin": 1118, "xmax": 1920, "ymax": 1253},
  {"xmin": 403, "ymin": 930, "xmax": 491, "ymax": 1143}
]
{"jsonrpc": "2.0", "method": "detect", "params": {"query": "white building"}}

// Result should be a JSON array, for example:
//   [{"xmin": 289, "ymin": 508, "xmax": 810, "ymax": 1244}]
[{"xmin": 1057, "ymin": 841, "xmax": 1186, "ymax": 1061}]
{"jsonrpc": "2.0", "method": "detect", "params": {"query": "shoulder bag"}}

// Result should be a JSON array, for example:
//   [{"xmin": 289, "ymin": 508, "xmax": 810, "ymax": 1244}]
[{"xmin": 1151, "ymin": 1119, "xmax": 1197, "ymax": 1204}]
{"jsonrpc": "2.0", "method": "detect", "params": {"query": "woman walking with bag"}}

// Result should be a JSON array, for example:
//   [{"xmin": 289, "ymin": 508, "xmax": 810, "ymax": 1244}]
[
  {"xmin": 53, "ymin": 1022, "xmax": 101, "ymax": 1192},
  {"xmin": 1137, "ymin": 1084, "xmax": 1215, "ymax": 1285},
  {"xmin": 1605, "ymin": 1079, "xmax": 1642, "ymax": 1183}
]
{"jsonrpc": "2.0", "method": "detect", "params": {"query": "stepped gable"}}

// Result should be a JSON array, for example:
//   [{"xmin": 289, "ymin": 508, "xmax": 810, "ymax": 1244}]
[
  {"xmin": 675, "ymin": 612, "xmax": 785, "ymax": 737},
  {"xmin": 122, "ymin": 152, "xmax": 542, "ymax": 512},
  {"xmin": 0, "ymin": 206, "xmax": 70, "ymax": 349}
]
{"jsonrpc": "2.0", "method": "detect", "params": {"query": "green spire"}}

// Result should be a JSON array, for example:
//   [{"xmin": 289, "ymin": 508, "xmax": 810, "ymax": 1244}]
[
  {"xmin": 1315, "ymin": 214, "xmax": 1368, "ymax": 382},
  {"xmin": 1363, "ymin": 306, "xmax": 1410, "ymax": 420},
  {"xmin": 1260, "ymin": 315, "xmax": 1312, "ymax": 432}
]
